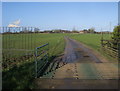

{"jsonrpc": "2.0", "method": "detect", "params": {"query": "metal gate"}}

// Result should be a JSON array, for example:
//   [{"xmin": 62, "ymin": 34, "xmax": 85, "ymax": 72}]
[{"xmin": 35, "ymin": 43, "xmax": 49, "ymax": 78}]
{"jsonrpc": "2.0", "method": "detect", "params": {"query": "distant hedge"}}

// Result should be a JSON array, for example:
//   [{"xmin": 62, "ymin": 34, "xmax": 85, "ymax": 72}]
[
  {"xmin": 112, "ymin": 25, "xmax": 120, "ymax": 42},
  {"xmin": 112, "ymin": 25, "xmax": 120, "ymax": 48}
]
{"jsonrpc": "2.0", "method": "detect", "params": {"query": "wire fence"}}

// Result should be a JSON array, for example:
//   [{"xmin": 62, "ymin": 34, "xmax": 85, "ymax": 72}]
[
  {"xmin": 1, "ymin": 27, "xmax": 67, "ymax": 78},
  {"xmin": 1, "ymin": 27, "xmax": 37, "ymax": 70},
  {"xmin": 101, "ymin": 39, "xmax": 120, "ymax": 61}
]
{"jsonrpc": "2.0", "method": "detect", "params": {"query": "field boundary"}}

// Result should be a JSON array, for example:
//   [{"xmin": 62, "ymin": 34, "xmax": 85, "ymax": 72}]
[{"xmin": 101, "ymin": 39, "xmax": 120, "ymax": 61}]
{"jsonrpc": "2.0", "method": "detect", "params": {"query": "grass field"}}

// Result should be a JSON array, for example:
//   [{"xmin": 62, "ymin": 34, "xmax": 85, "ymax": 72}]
[
  {"xmin": 70, "ymin": 34, "xmax": 111, "ymax": 51},
  {"xmin": 3, "ymin": 33, "xmax": 67, "ymax": 70},
  {"xmin": 3, "ymin": 33, "xmax": 67, "ymax": 56}
]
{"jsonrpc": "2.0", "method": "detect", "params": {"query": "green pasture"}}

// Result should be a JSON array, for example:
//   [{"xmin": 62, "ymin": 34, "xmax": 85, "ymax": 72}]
[
  {"xmin": 3, "ymin": 33, "xmax": 66, "ymax": 57},
  {"xmin": 3, "ymin": 33, "xmax": 67, "ymax": 69},
  {"xmin": 70, "ymin": 33, "xmax": 111, "ymax": 51}
]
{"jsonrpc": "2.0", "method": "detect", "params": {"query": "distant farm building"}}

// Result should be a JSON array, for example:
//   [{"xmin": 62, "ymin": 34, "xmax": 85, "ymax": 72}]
[{"xmin": 79, "ymin": 30, "xmax": 88, "ymax": 34}]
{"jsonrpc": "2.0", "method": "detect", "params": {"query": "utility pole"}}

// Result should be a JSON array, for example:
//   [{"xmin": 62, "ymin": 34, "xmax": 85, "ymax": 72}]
[
  {"xmin": 101, "ymin": 28, "xmax": 103, "ymax": 47},
  {"xmin": 109, "ymin": 22, "xmax": 112, "ymax": 39},
  {"xmin": 101, "ymin": 28, "xmax": 103, "ymax": 40}
]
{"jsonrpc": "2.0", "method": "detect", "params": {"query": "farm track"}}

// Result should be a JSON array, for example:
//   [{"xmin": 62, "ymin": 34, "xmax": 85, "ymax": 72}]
[{"xmin": 34, "ymin": 37, "xmax": 119, "ymax": 89}]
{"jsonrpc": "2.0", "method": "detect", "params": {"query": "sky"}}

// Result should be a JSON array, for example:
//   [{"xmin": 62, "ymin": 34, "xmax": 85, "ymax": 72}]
[
  {"xmin": 1, "ymin": 0, "xmax": 120, "ymax": 2},
  {"xmin": 118, "ymin": 1, "xmax": 120, "ymax": 25},
  {"xmin": 2, "ymin": 2, "xmax": 118, "ymax": 31}
]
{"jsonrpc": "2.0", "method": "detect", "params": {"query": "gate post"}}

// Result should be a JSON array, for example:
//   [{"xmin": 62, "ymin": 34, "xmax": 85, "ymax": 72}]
[
  {"xmin": 118, "ymin": 43, "xmax": 120, "ymax": 62},
  {"xmin": 35, "ymin": 48, "xmax": 38, "ymax": 78}
]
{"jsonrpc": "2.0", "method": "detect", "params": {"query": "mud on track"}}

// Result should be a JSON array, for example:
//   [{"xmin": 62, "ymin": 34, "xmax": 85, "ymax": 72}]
[
  {"xmin": 63, "ymin": 37, "xmax": 103, "ymax": 63},
  {"xmin": 34, "ymin": 37, "xmax": 119, "ymax": 89}
]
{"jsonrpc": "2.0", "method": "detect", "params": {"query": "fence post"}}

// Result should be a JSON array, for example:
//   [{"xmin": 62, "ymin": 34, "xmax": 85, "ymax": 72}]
[
  {"xmin": 47, "ymin": 43, "xmax": 49, "ymax": 61},
  {"xmin": 47, "ymin": 43, "xmax": 49, "ymax": 74},
  {"xmin": 118, "ymin": 43, "xmax": 120, "ymax": 62}
]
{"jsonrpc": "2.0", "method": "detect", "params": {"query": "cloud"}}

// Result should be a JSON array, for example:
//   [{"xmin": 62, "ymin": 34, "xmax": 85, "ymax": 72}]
[
  {"xmin": 8, "ymin": 24, "xmax": 20, "ymax": 27},
  {"xmin": 8, "ymin": 19, "xmax": 20, "ymax": 27}
]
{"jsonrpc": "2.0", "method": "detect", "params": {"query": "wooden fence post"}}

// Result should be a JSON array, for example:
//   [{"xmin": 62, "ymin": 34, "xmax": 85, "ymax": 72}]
[{"xmin": 118, "ymin": 43, "xmax": 120, "ymax": 62}]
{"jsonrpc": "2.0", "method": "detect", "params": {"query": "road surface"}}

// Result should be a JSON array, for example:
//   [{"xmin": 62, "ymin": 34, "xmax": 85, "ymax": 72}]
[{"xmin": 34, "ymin": 37, "xmax": 118, "ymax": 89}]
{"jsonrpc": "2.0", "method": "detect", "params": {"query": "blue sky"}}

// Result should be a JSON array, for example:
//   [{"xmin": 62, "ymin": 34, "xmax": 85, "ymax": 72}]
[{"xmin": 2, "ymin": 2, "xmax": 118, "ymax": 31}]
